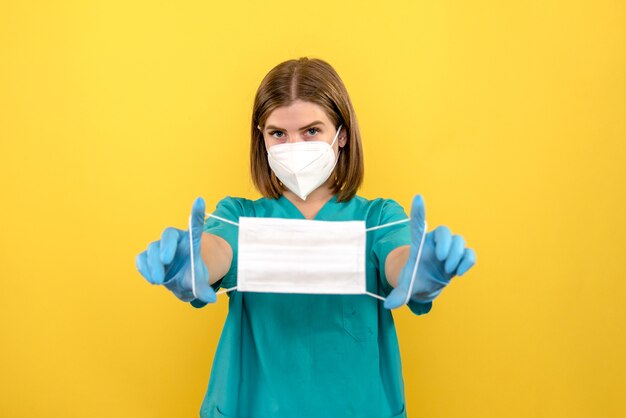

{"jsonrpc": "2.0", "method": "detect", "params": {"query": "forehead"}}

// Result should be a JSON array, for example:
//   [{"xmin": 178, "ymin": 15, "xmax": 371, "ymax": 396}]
[{"xmin": 265, "ymin": 100, "xmax": 333, "ymax": 127}]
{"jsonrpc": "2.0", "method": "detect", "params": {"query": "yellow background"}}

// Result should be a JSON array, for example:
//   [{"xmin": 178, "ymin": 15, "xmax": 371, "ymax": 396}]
[{"xmin": 1, "ymin": 1, "xmax": 625, "ymax": 417}]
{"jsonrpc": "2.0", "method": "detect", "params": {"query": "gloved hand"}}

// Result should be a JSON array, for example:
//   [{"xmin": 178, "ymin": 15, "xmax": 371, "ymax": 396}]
[
  {"xmin": 136, "ymin": 197, "xmax": 216, "ymax": 304},
  {"xmin": 384, "ymin": 195, "xmax": 476, "ymax": 309}
]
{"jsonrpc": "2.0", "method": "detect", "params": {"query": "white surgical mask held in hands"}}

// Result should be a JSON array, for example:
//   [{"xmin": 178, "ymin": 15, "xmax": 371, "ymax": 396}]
[{"xmin": 191, "ymin": 211, "xmax": 427, "ymax": 303}]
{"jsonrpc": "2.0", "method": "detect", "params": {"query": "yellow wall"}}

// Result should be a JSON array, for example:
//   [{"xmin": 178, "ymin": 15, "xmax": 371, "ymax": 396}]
[{"xmin": 1, "ymin": 1, "xmax": 624, "ymax": 417}]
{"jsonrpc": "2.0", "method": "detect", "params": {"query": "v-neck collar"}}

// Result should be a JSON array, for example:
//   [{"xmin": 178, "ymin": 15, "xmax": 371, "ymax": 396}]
[{"xmin": 278, "ymin": 194, "xmax": 339, "ymax": 221}]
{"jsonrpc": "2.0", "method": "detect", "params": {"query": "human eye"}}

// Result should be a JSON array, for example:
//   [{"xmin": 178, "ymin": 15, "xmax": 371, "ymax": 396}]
[
  {"xmin": 305, "ymin": 127, "xmax": 320, "ymax": 136},
  {"xmin": 269, "ymin": 130, "xmax": 285, "ymax": 139}
]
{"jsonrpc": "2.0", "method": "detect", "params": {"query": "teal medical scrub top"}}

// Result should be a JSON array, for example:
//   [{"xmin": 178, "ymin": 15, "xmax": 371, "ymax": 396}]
[{"xmin": 196, "ymin": 194, "xmax": 432, "ymax": 418}]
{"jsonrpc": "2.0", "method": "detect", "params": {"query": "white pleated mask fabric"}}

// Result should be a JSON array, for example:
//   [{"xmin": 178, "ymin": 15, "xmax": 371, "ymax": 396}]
[
  {"xmin": 238, "ymin": 217, "xmax": 366, "ymax": 295},
  {"xmin": 189, "ymin": 213, "xmax": 427, "ymax": 303}
]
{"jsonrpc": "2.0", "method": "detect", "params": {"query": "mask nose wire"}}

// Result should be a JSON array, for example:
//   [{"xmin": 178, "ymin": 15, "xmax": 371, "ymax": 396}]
[{"xmin": 190, "ymin": 214, "xmax": 425, "ymax": 303}]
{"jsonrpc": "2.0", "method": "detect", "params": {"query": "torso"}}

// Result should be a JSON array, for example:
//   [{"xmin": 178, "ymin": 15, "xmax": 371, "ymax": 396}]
[
  {"xmin": 282, "ymin": 184, "xmax": 335, "ymax": 220},
  {"xmin": 199, "ymin": 194, "xmax": 413, "ymax": 418}
]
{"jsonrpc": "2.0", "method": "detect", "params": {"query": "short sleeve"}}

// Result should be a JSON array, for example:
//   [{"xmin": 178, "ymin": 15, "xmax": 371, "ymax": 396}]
[
  {"xmin": 203, "ymin": 197, "xmax": 246, "ymax": 290},
  {"xmin": 191, "ymin": 197, "xmax": 244, "ymax": 308},
  {"xmin": 407, "ymin": 299, "xmax": 432, "ymax": 315},
  {"xmin": 370, "ymin": 199, "xmax": 411, "ymax": 295},
  {"xmin": 370, "ymin": 199, "xmax": 433, "ymax": 316}
]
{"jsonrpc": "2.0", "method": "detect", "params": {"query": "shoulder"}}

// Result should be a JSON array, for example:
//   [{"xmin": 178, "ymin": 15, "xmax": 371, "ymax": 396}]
[
  {"xmin": 213, "ymin": 196, "xmax": 256, "ymax": 217},
  {"xmin": 214, "ymin": 196, "xmax": 283, "ymax": 218},
  {"xmin": 350, "ymin": 195, "xmax": 408, "ymax": 220}
]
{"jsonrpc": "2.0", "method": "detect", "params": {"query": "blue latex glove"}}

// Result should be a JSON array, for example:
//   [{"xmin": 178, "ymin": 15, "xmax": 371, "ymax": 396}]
[
  {"xmin": 384, "ymin": 195, "xmax": 476, "ymax": 309},
  {"xmin": 136, "ymin": 197, "xmax": 216, "ymax": 304}
]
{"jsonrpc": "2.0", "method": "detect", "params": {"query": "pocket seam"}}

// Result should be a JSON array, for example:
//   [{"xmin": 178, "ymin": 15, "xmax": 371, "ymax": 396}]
[
  {"xmin": 341, "ymin": 298, "xmax": 376, "ymax": 342},
  {"xmin": 215, "ymin": 405, "xmax": 236, "ymax": 418}
]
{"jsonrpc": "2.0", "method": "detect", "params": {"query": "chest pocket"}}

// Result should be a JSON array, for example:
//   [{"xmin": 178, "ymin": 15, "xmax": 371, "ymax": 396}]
[
  {"xmin": 341, "ymin": 294, "xmax": 378, "ymax": 342},
  {"xmin": 341, "ymin": 251, "xmax": 383, "ymax": 342}
]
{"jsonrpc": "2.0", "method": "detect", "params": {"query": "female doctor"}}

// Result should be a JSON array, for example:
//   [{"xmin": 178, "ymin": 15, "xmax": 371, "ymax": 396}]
[{"xmin": 136, "ymin": 57, "xmax": 476, "ymax": 418}]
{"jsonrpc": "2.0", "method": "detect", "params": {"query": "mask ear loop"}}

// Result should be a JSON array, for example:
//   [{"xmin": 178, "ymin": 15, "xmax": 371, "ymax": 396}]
[
  {"xmin": 363, "ymin": 218, "xmax": 428, "ymax": 305},
  {"xmin": 330, "ymin": 124, "xmax": 342, "ymax": 148}
]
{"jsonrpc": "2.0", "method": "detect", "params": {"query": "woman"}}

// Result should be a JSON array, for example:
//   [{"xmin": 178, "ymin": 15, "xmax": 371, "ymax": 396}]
[{"xmin": 136, "ymin": 57, "xmax": 476, "ymax": 417}]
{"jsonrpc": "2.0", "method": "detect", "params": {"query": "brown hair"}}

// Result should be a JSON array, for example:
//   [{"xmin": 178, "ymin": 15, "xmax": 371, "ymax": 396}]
[{"xmin": 250, "ymin": 57, "xmax": 364, "ymax": 202}]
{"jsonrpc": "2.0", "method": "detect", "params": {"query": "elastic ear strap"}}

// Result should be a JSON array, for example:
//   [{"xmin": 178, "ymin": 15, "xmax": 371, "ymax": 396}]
[
  {"xmin": 364, "ymin": 291, "xmax": 386, "ymax": 301},
  {"xmin": 365, "ymin": 218, "xmax": 410, "ymax": 232},
  {"xmin": 330, "ymin": 124, "xmax": 343, "ymax": 147},
  {"xmin": 216, "ymin": 286, "xmax": 238, "ymax": 295},
  {"xmin": 189, "ymin": 215, "xmax": 198, "ymax": 299},
  {"xmin": 404, "ymin": 220, "xmax": 428, "ymax": 305},
  {"xmin": 206, "ymin": 213, "xmax": 240, "ymax": 227}
]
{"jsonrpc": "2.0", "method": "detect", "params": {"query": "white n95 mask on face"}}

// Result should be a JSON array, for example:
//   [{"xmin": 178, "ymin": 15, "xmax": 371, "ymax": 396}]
[
  {"xmin": 188, "ymin": 211, "xmax": 428, "ymax": 304},
  {"xmin": 266, "ymin": 125, "xmax": 342, "ymax": 200}
]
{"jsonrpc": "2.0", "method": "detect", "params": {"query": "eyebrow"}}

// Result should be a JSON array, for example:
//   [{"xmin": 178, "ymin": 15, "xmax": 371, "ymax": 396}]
[{"xmin": 265, "ymin": 120, "xmax": 326, "ymax": 131}]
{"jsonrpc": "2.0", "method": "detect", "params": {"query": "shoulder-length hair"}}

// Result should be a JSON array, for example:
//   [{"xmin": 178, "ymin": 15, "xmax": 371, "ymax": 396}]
[{"xmin": 250, "ymin": 57, "xmax": 364, "ymax": 202}]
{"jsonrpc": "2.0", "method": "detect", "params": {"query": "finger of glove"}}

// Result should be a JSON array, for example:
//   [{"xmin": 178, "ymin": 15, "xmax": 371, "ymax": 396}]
[
  {"xmin": 385, "ymin": 244, "xmax": 419, "ymax": 310},
  {"xmin": 410, "ymin": 195, "xmax": 426, "ymax": 246},
  {"xmin": 160, "ymin": 227, "xmax": 180, "ymax": 265},
  {"xmin": 136, "ymin": 251, "xmax": 154, "ymax": 283},
  {"xmin": 147, "ymin": 241, "xmax": 165, "ymax": 284},
  {"xmin": 434, "ymin": 225, "xmax": 452, "ymax": 261},
  {"xmin": 444, "ymin": 235, "xmax": 466, "ymax": 274},
  {"xmin": 191, "ymin": 256, "xmax": 216, "ymax": 303},
  {"xmin": 190, "ymin": 197, "xmax": 206, "ymax": 248},
  {"xmin": 456, "ymin": 248, "xmax": 476, "ymax": 276},
  {"xmin": 384, "ymin": 286, "xmax": 409, "ymax": 310},
  {"xmin": 194, "ymin": 275, "xmax": 217, "ymax": 303}
]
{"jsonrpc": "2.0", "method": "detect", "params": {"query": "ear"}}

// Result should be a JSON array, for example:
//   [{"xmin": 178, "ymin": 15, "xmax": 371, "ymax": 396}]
[{"xmin": 338, "ymin": 127, "xmax": 348, "ymax": 148}]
